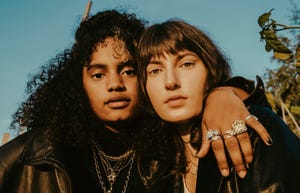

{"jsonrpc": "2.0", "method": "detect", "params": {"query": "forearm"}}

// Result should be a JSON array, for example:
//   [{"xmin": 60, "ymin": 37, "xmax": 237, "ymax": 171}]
[
  {"xmin": 210, "ymin": 86, "xmax": 250, "ymax": 101},
  {"xmin": 220, "ymin": 76, "xmax": 272, "ymax": 108}
]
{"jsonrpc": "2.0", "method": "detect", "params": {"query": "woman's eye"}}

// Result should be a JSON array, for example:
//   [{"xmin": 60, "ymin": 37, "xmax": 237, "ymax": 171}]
[
  {"xmin": 125, "ymin": 70, "xmax": 136, "ymax": 76},
  {"xmin": 91, "ymin": 73, "xmax": 105, "ymax": 79},
  {"xmin": 121, "ymin": 66, "xmax": 136, "ymax": 76},
  {"xmin": 181, "ymin": 62, "xmax": 194, "ymax": 68},
  {"xmin": 148, "ymin": 68, "xmax": 161, "ymax": 76}
]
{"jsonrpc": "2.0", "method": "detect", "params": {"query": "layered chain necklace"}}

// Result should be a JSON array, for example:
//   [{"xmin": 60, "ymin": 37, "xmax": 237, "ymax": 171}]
[
  {"xmin": 183, "ymin": 140, "xmax": 199, "ymax": 193},
  {"xmin": 92, "ymin": 142, "xmax": 135, "ymax": 193},
  {"xmin": 185, "ymin": 142, "xmax": 199, "ymax": 176}
]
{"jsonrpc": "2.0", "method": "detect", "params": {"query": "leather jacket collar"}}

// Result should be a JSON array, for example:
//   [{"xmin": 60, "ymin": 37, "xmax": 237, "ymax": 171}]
[{"xmin": 20, "ymin": 129, "xmax": 68, "ymax": 172}]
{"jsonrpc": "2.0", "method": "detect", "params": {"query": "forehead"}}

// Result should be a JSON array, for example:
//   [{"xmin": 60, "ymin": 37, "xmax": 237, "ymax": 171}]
[{"xmin": 91, "ymin": 37, "xmax": 132, "ymax": 64}]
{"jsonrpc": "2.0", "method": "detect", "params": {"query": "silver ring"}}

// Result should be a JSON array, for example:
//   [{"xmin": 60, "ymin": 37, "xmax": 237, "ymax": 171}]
[
  {"xmin": 244, "ymin": 114, "xmax": 258, "ymax": 123},
  {"xmin": 223, "ymin": 129, "xmax": 236, "ymax": 139},
  {"xmin": 206, "ymin": 129, "xmax": 222, "ymax": 142},
  {"xmin": 232, "ymin": 120, "xmax": 248, "ymax": 135}
]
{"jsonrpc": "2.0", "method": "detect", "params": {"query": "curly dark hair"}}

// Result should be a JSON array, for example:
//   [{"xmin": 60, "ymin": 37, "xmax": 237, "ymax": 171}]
[{"xmin": 10, "ymin": 10, "xmax": 148, "ymax": 147}]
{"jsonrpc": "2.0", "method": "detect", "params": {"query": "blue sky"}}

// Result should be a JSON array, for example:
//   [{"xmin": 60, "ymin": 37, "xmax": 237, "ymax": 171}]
[{"xmin": 0, "ymin": 0, "xmax": 299, "ymax": 139}]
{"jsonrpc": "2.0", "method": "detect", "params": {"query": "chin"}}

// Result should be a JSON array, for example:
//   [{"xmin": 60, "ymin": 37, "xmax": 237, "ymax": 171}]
[
  {"xmin": 162, "ymin": 117, "xmax": 188, "ymax": 123},
  {"xmin": 162, "ymin": 113, "xmax": 196, "ymax": 124}
]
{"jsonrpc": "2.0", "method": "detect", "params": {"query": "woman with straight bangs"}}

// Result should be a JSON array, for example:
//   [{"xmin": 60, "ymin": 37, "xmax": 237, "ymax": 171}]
[{"xmin": 137, "ymin": 19, "xmax": 300, "ymax": 193}]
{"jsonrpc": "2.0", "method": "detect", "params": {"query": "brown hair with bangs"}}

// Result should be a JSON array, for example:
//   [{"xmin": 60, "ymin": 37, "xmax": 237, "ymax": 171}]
[
  {"xmin": 137, "ymin": 19, "xmax": 233, "ymax": 175},
  {"xmin": 137, "ymin": 19, "xmax": 232, "ymax": 106},
  {"xmin": 138, "ymin": 19, "xmax": 231, "ymax": 96}
]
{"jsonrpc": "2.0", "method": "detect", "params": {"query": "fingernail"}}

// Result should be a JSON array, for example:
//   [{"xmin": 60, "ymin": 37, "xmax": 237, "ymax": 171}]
[
  {"xmin": 266, "ymin": 137, "xmax": 273, "ymax": 145},
  {"xmin": 246, "ymin": 163, "xmax": 249, "ymax": 169},
  {"xmin": 238, "ymin": 170, "xmax": 247, "ymax": 178},
  {"xmin": 221, "ymin": 168, "xmax": 229, "ymax": 177}
]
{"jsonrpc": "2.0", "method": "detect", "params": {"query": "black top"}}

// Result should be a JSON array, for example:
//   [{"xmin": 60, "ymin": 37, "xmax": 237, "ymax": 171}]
[{"xmin": 65, "ymin": 128, "xmax": 148, "ymax": 193}]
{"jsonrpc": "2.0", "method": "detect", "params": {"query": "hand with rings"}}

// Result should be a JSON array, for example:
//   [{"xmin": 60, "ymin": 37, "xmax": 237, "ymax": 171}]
[
  {"xmin": 196, "ymin": 86, "xmax": 273, "ymax": 178},
  {"xmin": 223, "ymin": 119, "xmax": 249, "ymax": 139}
]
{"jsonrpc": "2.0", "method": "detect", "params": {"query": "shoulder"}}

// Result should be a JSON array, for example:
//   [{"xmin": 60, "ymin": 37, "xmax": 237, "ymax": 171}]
[
  {"xmin": 0, "ymin": 131, "xmax": 33, "ymax": 177},
  {"xmin": 0, "ymin": 132, "xmax": 31, "ymax": 162}
]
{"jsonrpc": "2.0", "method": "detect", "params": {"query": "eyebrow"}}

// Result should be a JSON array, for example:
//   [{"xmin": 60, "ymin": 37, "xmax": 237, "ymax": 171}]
[
  {"xmin": 148, "ymin": 60, "xmax": 161, "ymax": 65},
  {"xmin": 149, "ymin": 52, "xmax": 197, "ymax": 64},
  {"xmin": 177, "ymin": 52, "xmax": 197, "ymax": 60},
  {"xmin": 87, "ymin": 60, "xmax": 135, "ymax": 71},
  {"xmin": 86, "ymin": 64, "xmax": 106, "ymax": 71}
]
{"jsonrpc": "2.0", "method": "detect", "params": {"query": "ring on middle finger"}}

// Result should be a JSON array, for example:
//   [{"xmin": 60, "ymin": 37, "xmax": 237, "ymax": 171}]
[
  {"xmin": 222, "ymin": 120, "xmax": 248, "ymax": 139},
  {"xmin": 232, "ymin": 120, "xmax": 248, "ymax": 135}
]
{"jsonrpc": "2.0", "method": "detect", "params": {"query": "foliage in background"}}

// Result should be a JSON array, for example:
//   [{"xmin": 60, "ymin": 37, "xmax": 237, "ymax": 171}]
[
  {"xmin": 258, "ymin": 6, "xmax": 300, "ymax": 74},
  {"xmin": 258, "ymin": 1, "xmax": 300, "ymax": 137}
]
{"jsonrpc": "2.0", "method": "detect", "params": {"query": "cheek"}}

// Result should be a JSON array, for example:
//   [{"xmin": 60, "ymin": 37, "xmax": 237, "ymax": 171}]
[
  {"xmin": 192, "ymin": 93, "xmax": 204, "ymax": 114},
  {"xmin": 188, "ymin": 76, "xmax": 207, "ymax": 114},
  {"xmin": 146, "ymin": 81, "xmax": 159, "ymax": 105},
  {"xmin": 86, "ymin": 89, "xmax": 102, "ymax": 112},
  {"xmin": 129, "ymin": 78, "xmax": 139, "ymax": 92},
  {"xmin": 82, "ymin": 80, "xmax": 103, "ymax": 109},
  {"xmin": 128, "ymin": 79, "xmax": 139, "ymax": 104},
  {"xmin": 83, "ymin": 80, "xmax": 96, "ymax": 100}
]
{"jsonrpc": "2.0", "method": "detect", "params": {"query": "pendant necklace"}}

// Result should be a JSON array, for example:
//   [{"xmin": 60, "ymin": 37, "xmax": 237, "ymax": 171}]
[{"xmin": 92, "ymin": 142, "xmax": 135, "ymax": 193}]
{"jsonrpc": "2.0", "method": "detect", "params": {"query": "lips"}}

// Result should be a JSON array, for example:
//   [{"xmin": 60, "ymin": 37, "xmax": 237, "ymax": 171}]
[
  {"xmin": 164, "ymin": 95, "xmax": 187, "ymax": 107},
  {"xmin": 105, "ymin": 96, "xmax": 130, "ymax": 109}
]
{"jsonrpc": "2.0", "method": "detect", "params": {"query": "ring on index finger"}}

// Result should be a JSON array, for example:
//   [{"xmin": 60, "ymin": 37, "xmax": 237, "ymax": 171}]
[{"xmin": 206, "ymin": 129, "xmax": 222, "ymax": 142}]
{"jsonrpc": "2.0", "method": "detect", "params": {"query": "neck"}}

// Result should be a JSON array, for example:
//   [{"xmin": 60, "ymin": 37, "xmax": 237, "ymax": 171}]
[
  {"xmin": 104, "ymin": 123, "xmax": 121, "ymax": 134},
  {"xmin": 96, "ymin": 123, "xmax": 133, "ymax": 156},
  {"xmin": 174, "ymin": 122, "xmax": 193, "ymax": 136},
  {"xmin": 103, "ymin": 118, "xmax": 138, "ymax": 134}
]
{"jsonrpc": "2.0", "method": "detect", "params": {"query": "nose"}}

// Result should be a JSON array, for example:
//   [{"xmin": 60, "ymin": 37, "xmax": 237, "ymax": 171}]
[
  {"xmin": 107, "ymin": 73, "xmax": 126, "ymax": 92},
  {"xmin": 165, "ymin": 69, "xmax": 180, "ymax": 90}
]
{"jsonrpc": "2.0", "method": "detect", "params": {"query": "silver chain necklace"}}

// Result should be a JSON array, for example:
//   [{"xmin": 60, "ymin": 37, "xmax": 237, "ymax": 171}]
[{"xmin": 92, "ymin": 142, "xmax": 135, "ymax": 193}]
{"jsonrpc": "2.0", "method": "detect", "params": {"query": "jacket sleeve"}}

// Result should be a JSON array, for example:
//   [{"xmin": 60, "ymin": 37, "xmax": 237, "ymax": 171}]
[{"xmin": 243, "ymin": 105, "xmax": 300, "ymax": 193}]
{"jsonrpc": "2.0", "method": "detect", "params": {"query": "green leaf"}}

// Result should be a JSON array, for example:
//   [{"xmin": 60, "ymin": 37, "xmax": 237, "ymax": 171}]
[
  {"xmin": 258, "ymin": 9, "xmax": 274, "ymax": 27},
  {"xmin": 291, "ymin": 106, "xmax": 300, "ymax": 115},
  {"xmin": 294, "ymin": 62, "xmax": 300, "ymax": 74},
  {"xmin": 263, "ymin": 30, "xmax": 292, "ymax": 53},
  {"xmin": 265, "ymin": 42, "xmax": 272, "ymax": 52},
  {"xmin": 273, "ymin": 51, "xmax": 293, "ymax": 60}
]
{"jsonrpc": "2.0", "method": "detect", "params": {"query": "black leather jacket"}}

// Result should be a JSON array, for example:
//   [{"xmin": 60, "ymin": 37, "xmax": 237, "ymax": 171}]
[
  {"xmin": 0, "ymin": 130, "xmax": 72, "ymax": 193},
  {"xmin": 1, "ymin": 76, "xmax": 299, "ymax": 193}
]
